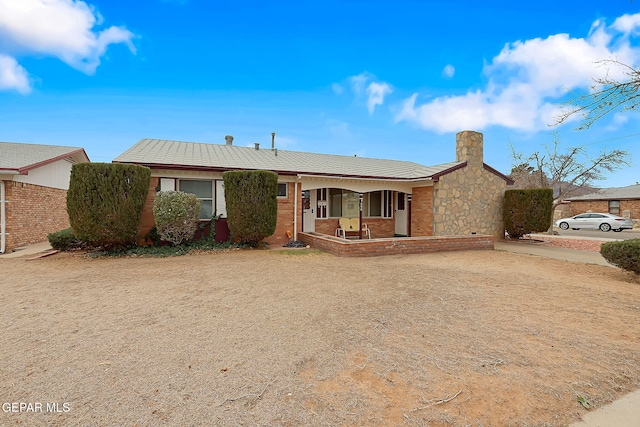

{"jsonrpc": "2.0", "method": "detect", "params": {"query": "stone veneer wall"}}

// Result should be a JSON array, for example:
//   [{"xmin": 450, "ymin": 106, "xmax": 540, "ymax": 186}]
[
  {"xmin": 4, "ymin": 181, "xmax": 70, "ymax": 251},
  {"xmin": 432, "ymin": 131, "xmax": 508, "ymax": 238}
]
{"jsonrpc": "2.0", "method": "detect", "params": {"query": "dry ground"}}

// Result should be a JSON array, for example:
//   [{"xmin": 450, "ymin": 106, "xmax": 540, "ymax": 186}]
[{"xmin": 1, "ymin": 248, "xmax": 640, "ymax": 426}]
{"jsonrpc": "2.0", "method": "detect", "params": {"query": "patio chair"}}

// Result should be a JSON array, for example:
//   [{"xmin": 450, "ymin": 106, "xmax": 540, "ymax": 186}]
[{"xmin": 350, "ymin": 217, "xmax": 370, "ymax": 239}]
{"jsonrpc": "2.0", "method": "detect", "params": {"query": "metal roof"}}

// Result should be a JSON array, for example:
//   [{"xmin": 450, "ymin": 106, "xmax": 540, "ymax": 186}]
[
  {"xmin": 568, "ymin": 184, "xmax": 640, "ymax": 201},
  {"xmin": 113, "ymin": 138, "xmax": 464, "ymax": 180},
  {"xmin": 0, "ymin": 141, "xmax": 88, "ymax": 173}
]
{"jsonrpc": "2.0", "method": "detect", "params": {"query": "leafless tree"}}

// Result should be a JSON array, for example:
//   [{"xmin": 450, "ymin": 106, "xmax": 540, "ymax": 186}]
[
  {"xmin": 555, "ymin": 59, "xmax": 640, "ymax": 129},
  {"xmin": 510, "ymin": 134, "xmax": 631, "ymax": 233}
]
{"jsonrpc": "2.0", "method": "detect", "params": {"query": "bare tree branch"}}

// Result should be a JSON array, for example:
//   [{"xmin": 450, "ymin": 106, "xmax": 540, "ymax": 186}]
[{"xmin": 555, "ymin": 59, "xmax": 640, "ymax": 130}]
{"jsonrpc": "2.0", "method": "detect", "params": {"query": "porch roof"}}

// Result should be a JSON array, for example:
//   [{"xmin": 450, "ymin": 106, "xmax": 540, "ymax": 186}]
[{"xmin": 114, "ymin": 138, "xmax": 463, "ymax": 180}]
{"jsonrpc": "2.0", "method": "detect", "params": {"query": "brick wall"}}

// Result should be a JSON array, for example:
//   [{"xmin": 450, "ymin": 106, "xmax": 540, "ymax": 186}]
[
  {"xmin": 137, "ymin": 177, "xmax": 160, "ymax": 244},
  {"xmin": 4, "ymin": 181, "xmax": 70, "ymax": 251},
  {"xmin": 298, "ymin": 232, "xmax": 494, "ymax": 257},
  {"xmin": 272, "ymin": 183, "xmax": 300, "ymax": 245},
  {"xmin": 411, "ymin": 186, "xmax": 434, "ymax": 236},
  {"xmin": 571, "ymin": 199, "xmax": 640, "ymax": 220},
  {"xmin": 314, "ymin": 217, "xmax": 395, "ymax": 238}
]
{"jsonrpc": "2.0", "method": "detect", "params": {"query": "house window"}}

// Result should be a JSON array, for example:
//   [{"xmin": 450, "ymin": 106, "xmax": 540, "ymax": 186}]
[
  {"xmin": 179, "ymin": 180, "xmax": 214, "ymax": 220},
  {"xmin": 609, "ymin": 200, "xmax": 620, "ymax": 215},
  {"xmin": 316, "ymin": 188, "xmax": 327, "ymax": 218},
  {"xmin": 327, "ymin": 189, "xmax": 392, "ymax": 218},
  {"xmin": 383, "ymin": 190, "xmax": 393, "ymax": 218},
  {"xmin": 363, "ymin": 191, "xmax": 382, "ymax": 217},
  {"xmin": 277, "ymin": 183, "xmax": 288, "ymax": 198}
]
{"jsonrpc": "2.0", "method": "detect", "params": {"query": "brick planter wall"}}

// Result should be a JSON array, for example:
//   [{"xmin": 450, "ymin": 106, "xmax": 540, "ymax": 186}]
[
  {"xmin": 298, "ymin": 232, "xmax": 494, "ymax": 257},
  {"xmin": 4, "ymin": 181, "xmax": 69, "ymax": 250}
]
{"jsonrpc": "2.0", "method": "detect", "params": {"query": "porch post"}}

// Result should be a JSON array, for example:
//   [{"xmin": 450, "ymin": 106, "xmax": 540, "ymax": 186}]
[
  {"xmin": 359, "ymin": 193, "xmax": 363, "ymax": 240},
  {"xmin": 407, "ymin": 193, "xmax": 412, "ymax": 237},
  {"xmin": 293, "ymin": 180, "xmax": 298, "ymax": 241}
]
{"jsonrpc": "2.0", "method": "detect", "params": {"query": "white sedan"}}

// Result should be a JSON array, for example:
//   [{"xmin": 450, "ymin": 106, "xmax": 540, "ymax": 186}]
[{"xmin": 556, "ymin": 213, "xmax": 634, "ymax": 232}]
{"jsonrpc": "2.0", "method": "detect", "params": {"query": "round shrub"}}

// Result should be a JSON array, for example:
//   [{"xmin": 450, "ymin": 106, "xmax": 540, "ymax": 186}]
[
  {"xmin": 153, "ymin": 191, "xmax": 202, "ymax": 245},
  {"xmin": 67, "ymin": 163, "xmax": 151, "ymax": 248},
  {"xmin": 47, "ymin": 228, "xmax": 82, "ymax": 251},
  {"xmin": 601, "ymin": 239, "xmax": 640, "ymax": 275}
]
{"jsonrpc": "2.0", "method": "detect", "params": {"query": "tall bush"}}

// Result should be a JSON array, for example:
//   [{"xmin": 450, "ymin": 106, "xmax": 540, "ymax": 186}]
[
  {"xmin": 153, "ymin": 191, "xmax": 201, "ymax": 245},
  {"xmin": 503, "ymin": 188, "xmax": 553, "ymax": 239},
  {"xmin": 223, "ymin": 170, "xmax": 278, "ymax": 245},
  {"xmin": 67, "ymin": 163, "xmax": 151, "ymax": 248},
  {"xmin": 601, "ymin": 239, "xmax": 640, "ymax": 275}
]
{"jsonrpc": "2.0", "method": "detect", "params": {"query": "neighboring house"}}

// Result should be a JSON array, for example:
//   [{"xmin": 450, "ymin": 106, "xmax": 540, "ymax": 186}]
[
  {"xmin": 0, "ymin": 142, "xmax": 90, "ymax": 253},
  {"xmin": 568, "ymin": 184, "xmax": 640, "ymax": 226},
  {"xmin": 113, "ymin": 130, "xmax": 513, "ymax": 246}
]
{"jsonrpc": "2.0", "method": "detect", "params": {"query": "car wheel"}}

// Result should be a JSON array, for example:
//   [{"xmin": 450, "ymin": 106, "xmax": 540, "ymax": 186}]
[
  {"xmin": 559, "ymin": 222, "xmax": 569, "ymax": 230},
  {"xmin": 600, "ymin": 223, "xmax": 611, "ymax": 232}
]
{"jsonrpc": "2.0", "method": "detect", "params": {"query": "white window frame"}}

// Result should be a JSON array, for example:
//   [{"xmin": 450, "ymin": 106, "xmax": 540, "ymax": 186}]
[{"xmin": 277, "ymin": 182, "xmax": 288, "ymax": 198}]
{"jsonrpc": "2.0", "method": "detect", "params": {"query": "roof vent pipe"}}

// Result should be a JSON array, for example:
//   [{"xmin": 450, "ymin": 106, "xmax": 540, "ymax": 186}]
[
  {"xmin": 254, "ymin": 143, "xmax": 260, "ymax": 150},
  {"xmin": 225, "ymin": 135, "xmax": 234, "ymax": 145},
  {"xmin": 271, "ymin": 132, "xmax": 275, "ymax": 150},
  {"xmin": 275, "ymin": 148, "xmax": 278, "ymax": 157}
]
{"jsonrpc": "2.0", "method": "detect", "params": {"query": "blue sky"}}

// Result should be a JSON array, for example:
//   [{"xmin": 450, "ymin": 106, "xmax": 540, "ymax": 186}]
[{"xmin": 1, "ymin": 0, "xmax": 639, "ymax": 187}]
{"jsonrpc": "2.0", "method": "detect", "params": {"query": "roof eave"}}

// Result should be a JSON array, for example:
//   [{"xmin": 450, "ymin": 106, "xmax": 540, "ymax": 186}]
[
  {"xmin": 17, "ymin": 148, "xmax": 90, "ymax": 174},
  {"xmin": 483, "ymin": 163, "xmax": 515, "ymax": 185},
  {"xmin": 114, "ymin": 161, "xmax": 437, "ymax": 181}
]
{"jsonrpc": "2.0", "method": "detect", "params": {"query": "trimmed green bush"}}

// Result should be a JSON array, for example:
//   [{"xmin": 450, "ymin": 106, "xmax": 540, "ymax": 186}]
[
  {"xmin": 601, "ymin": 239, "xmax": 640, "ymax": 275},
  {"xmin": 153, "ymin": 191, "xmax": 201, "ymax": 245},
  {"xmin": 503, "ymin": 188, "xmax": 553, "ymax": 239},
  {"xmin": 47, "ymin": 228, "xmax": 82, "ymax": 251},
  {"xmin": 223, "ymin": 170, "xmax": 278, "ymax": 245},
  {"xmin": 67, "ymin": 163, "xmax": 151, "ymax": 248}
]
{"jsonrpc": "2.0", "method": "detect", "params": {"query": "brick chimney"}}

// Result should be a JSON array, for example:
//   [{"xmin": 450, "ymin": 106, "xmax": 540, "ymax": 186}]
[{"xmin": 456, "ymin": 130, "xmax": 483, "ymax": 168}]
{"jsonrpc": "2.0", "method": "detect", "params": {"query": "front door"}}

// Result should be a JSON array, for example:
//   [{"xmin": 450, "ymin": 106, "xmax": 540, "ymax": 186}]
[
  {"xmin": 302, "ymin": 190, "xmax": 316, "ymax": 232},
  {"xmin": 394, "ymin": 192, "xmax": 408, "ymax": 236}
]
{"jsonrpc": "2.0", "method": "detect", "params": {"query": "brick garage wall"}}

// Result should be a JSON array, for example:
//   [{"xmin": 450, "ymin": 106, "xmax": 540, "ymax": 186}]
[
  {"xmin": 298, "ymin": 232, "xmax": 494, "ymax": 257},
  {"xmin": 4, "ymin": 181, "xmax": 69, "ymax": 250},
  {"xmin": 571, "ymin": 199, "xmax": 640, "ymax": 219},
  {"xmin": 622, "ymin": 200, "xmax": 640, "ymax": 222},
  {"xmin": 411, "ymin": 186, "xmax": 433, "ymax": 236},
  {"xmin": 571, "ymin": 199, "xmax": 640, "ymax": 227},
  {"xmin": 570, "ymin": 200, "xmax": 608, "ymax": 216}
]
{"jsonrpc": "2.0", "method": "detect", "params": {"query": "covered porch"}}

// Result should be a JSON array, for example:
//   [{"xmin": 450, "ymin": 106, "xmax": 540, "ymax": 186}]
[{"xmin": 295, "ymin": 175, "xmax": 430, "ymax": 241}]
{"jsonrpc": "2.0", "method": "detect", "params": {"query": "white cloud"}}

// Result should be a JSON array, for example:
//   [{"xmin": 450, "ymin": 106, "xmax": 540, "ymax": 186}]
[
  {"xmin": 366, "ymin": 81, "xmax": 392, "ymax": 115},
  {"xmin": 442, "ymin": 64, "xmax": 455, "ymax": 79},
  {"xmin": 395, "ymin": 14, "xmax": 640, "ymax": 133},
  {"xmin": 0, "ymin": 54, "xmax": 30, "ymax": 94},
  {"xmin": 331, "ymin": 82, "xmax": 344, "ymax": 95},
  {"xmin": 345, "ymin": 72, "xmax": 393, "ymax": 114},
  {"xmin": 0, "ymin": 0, "xmax": 135, "ymax": 93},
  {"xmin": 612, "ymin": 13, "xmax": 640, "ymax": 35}
]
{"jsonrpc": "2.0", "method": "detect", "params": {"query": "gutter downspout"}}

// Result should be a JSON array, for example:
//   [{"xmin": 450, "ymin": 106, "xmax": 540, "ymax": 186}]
[
  {"xmin": 1, "ymin": 180, "xmax": 6, "ymax": 254},
  {"xmin": 293, "ymin": 178, "xmax": 298, "ymax": 241}
]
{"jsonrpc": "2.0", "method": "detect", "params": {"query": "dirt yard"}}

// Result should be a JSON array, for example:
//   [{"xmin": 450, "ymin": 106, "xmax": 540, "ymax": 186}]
[{"xmin": 1, "ymin": 248, "xmax": 639, "ymax": 427}]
